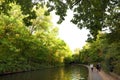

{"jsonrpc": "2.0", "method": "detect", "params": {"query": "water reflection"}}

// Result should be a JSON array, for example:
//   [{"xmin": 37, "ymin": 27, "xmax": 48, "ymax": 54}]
[{"xmin": 0, "ymin": 65, "xmax": 88, "ymax": 80}]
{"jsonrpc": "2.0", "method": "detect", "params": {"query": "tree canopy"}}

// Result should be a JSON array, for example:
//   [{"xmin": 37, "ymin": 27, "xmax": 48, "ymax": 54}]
[
  {"xmin": 1, "ymin": 0, "xmax": 119, "ymax": 40},
  {"xmin": 44, "ymin": 0, "xmax": 120, "ymax": 40}
]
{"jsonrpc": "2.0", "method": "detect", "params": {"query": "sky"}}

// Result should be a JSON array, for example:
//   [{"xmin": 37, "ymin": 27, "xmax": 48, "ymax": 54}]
[{"xmin": 52, "ymin": 10, "xmax": 89, "ymax": 51}]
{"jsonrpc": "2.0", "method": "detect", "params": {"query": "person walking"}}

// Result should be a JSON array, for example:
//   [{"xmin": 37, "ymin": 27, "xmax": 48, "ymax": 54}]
[
  {"xmin": 90, "ymin": 64, "xmax": 94, "ymax": 71},
  {"xmin": 96, "ymin": 63, "xmax": 101, "ymax": 72}
]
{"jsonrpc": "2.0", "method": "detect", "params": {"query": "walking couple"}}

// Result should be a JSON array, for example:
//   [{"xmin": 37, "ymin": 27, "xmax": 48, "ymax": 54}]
[{"xmin": 90, "ymin": 63, "xmax": 101, "ymax": 72}]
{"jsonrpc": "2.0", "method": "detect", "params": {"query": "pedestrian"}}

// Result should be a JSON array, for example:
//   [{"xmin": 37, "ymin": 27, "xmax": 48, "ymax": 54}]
[
  {"xmin": 96, "ymin": 63, "xmax": 101, "ymax": 72},
  {"xmin": 90, "ymin": 64, "xmax": 94, "ymax": 71}
]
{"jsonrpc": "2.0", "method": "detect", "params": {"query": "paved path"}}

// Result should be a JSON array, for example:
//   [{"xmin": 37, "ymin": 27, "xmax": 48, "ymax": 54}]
[
  {"xmin": 91, "ymin": 68, "xmax": 103, "ymax": 80},
  {"xmin": 99, "ymin": 71, "xmax": 118, "ymax": 80},
  {"xmin": 88, "ymin": 67, "xmax": 103, "ymax": 80},
  {"xmin": 88, "ymin": 66, "xmax": 117, "ymax": 80}
]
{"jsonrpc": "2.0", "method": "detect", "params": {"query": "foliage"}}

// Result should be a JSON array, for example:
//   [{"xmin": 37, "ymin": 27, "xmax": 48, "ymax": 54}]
[
  {"xmin": 42, "ymin": 0, "xmax": 120, "ymax": 40},
  {"xmin": 0, "ymin": 0, "xmax": 37, "ymax": 26},
  {"xmin": 40, "ymin": 0, "xmax": 120, "ymax": 75},
  {"xmin": 104, "ymin": 42, "xmax": 120, "ymax": 75},
  {"xmin": 79, "ymin": 32, "xmax": 120, "ymax": 75},
  {"xmin": 0, "ymin": 3, "xmax": 72, "ymax": 74},
  {"xmin": 64, "ymin": 56, "xmax": 73, "ymax": 65},
  {"xmin": 0, "ymin": 0, "xmax": 120, "ymax": 76},
  {"xmin": 0, "ymin": 0, "xmax": 120, "ymax": 40}
]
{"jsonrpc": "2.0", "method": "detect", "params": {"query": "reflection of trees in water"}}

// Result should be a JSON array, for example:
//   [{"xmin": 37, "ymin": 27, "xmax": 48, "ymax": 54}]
[{"xmin": 0, "ymin": 65, "xmax": 88, "ymax": 80}]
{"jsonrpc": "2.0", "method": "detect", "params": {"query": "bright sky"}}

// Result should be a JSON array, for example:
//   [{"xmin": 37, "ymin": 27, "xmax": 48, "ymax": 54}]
[{"xmin": 52, "ymin": 10, "xmax": 89, "ymax": 51}]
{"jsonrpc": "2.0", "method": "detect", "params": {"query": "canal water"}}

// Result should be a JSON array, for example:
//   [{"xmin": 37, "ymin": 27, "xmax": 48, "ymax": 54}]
[{"xmin": 0, "ymin": 65, "xmax": 88, "ymax": 80}]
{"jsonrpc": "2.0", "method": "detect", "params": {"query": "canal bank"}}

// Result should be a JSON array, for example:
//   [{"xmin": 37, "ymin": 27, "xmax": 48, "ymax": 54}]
[
  {"xmin": 0, "ymin": 64, "xmax": 61, "ymax": 76},
  {"xmin": 77, "ymin": 64, "xmax": 90, "ymax": 80}
]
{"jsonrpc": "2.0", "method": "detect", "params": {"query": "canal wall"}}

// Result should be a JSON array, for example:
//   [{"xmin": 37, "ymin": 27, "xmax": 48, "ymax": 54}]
[{"xmin": 85, "ymin": 65, "xmax": 92, "ymax": 80}]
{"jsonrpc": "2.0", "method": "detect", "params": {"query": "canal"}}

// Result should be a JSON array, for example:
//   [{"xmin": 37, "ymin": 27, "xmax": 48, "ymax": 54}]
[{"xmin": 0, "ymin": 65, "xmax": 88, "ymax": 80}]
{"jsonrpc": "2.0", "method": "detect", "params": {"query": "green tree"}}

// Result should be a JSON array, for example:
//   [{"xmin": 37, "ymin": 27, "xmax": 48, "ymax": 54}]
[
  {"xmin": 0, "ymin": 3, "xmax": 72, "ymax": 74},
  {"xmin": 1, "ymin": 0, "xmax": 120, "ymax": 40}
]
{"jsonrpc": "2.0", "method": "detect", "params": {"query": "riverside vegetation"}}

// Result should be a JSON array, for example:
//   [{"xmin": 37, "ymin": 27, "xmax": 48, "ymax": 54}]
[
  {"xmin": 0, "ymin": 3, "xmax": 72, "ymax": 75},
  {"xmin": 0, "ymin": 0, "xmax": 120, "ymax": 76}
]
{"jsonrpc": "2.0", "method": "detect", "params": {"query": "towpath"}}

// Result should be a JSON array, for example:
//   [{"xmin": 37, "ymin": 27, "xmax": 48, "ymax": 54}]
[{"xmin": 88, "ymin": 66, "xmax": 118, "ymax": 80}]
